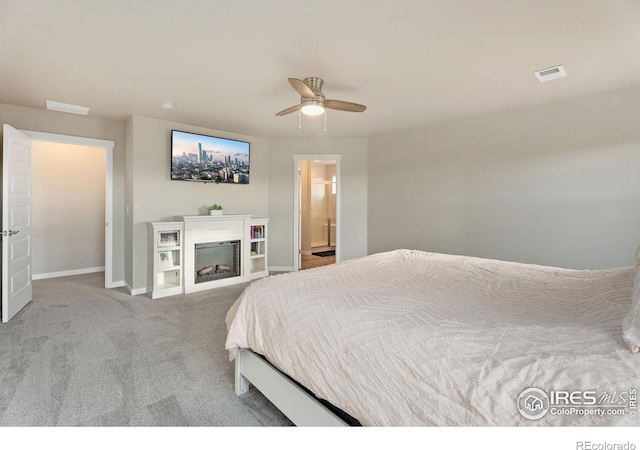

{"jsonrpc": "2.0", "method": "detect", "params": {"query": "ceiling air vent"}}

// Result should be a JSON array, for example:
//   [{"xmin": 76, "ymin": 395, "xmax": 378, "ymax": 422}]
[
  {"xmin": 46, "ymin": 100, "xmax": 90, "ymax": 115},
  {"xmin": 534, "ymin": 65, "xmax": 567, "ymax": 82}
]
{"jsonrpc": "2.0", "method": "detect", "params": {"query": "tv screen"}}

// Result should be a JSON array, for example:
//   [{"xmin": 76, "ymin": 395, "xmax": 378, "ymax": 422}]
[{"xmin": 171, "ymin": 130, "xmax": 250, "ymax": 184}]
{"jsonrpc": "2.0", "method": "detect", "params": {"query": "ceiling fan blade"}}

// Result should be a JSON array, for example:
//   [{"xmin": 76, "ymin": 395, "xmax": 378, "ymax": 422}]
[
  {"xmin": 325, "ymin": 99, "xmax": 367, "ymax": 112},
  {"xmin": 275, "ymin": 104, "xmax": 301, "ymax": 116},
  {"xmin": 288, "ymin": 78, "xmax": 316, "ymax": 98}
]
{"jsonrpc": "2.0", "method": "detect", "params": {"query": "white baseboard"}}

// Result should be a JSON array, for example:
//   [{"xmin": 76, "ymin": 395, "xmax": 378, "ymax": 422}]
[
  {"xmin": 269, "ymin": 266, "xmax": 296, "ymax": 273},
  {"xmin": 124, "ymin": 282, "xmax": 147, "ymax": 296},
  {"xmin": 33, "ymin": 266, "xmax": 105, "ymax": 280},
  {"xmin": 107, "ymin": 280, "xmax": 126, "ymax": 289}
]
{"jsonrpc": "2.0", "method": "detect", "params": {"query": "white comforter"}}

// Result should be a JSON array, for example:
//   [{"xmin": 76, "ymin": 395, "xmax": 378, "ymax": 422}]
[{"xmin": 225, "ymin": 250, "xmax": 640, "ymax": 426}]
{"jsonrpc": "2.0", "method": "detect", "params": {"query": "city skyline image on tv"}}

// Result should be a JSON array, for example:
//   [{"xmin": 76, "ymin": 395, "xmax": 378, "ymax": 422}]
[{"xmin": 171, "ymin": 130, "xmax": 250, "ymax": 184}]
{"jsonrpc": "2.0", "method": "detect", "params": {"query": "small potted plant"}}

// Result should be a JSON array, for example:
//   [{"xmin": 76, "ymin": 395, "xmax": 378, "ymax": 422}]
[{"xmin": 208, "ymin": 204, "xmax": 224, "ymax": 216}]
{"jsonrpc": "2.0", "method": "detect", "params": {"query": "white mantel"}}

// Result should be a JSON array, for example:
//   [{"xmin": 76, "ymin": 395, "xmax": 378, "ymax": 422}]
[{"xmin": 179, "ymin": 215, "xmax": 252, "ymax": 293}]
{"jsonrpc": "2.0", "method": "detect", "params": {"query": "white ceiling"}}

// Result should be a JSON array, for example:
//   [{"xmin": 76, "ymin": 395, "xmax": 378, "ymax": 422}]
[{"xmin": 1, "ymin": 0, "xmax": 639, "ymax": 138}]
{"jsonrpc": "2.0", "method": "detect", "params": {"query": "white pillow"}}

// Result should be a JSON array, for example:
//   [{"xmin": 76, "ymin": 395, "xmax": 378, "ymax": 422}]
[{"xmin": 622, "ymin": 245, "xmax": 640, "ymax": 353}]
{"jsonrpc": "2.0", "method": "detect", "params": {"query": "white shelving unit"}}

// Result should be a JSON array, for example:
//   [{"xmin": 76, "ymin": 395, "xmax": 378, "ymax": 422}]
[
  {"xmin": 250, "ymin": 218, "xmax": 269, "ymax": 279},
  {"xmin": 147, "ymin": 221, "xmax": 184, "ymax": 299}
]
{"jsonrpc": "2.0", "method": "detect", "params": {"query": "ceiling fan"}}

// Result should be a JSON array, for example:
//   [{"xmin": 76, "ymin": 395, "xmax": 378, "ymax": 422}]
[{"xmin": 276, "ymin": 77, "xmax": 367, "ymax": 118}]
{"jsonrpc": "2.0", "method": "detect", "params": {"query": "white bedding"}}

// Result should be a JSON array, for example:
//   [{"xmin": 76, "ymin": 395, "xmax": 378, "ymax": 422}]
[{"xmin": 225, "ymin": 249, "xmax": 640, "ymax": 426}]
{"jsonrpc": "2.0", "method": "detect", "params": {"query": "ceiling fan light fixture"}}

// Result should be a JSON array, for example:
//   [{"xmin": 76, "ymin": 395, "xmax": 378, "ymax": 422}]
[
  {"xmin": 276, "ymin": 77, "xmax": 366, "ymax": 127},
  {"xmin": 300, "ymin": 99, "xmax": 325, "ymax": 116}
]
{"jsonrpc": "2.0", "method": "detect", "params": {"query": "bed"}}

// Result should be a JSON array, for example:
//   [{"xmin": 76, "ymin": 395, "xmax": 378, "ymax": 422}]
[{"xmin": 225, "ymin": 249, "xmax": 640, "ymax": 426}]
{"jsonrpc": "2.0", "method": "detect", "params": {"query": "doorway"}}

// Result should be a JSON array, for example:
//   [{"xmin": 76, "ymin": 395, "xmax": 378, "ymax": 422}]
[
  {"xmin": 1, "ymin": 126, "xmax": 114, "ymax": 323},
  {"xmin": 22, "ymin": 130, "xmax": 116, "ymax": 287},
  {"xmin": 31, "ymin": 141, "xmax": 106, "ymax": 280},
  {"xmin": 293, "ymin": 155, "xmax": 341, "ymax": 271}
]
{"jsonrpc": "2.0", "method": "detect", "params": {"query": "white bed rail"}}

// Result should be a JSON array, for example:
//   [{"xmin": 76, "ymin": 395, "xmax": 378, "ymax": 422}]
[{"xmin": 235, "ymin": 348, "xmax": 349, "ymax": 427}]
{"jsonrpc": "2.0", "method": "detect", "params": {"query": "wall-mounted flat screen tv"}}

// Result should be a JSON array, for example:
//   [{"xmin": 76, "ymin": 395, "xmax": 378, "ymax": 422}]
[{"xmin": 171, "ymin": 130, "xmax": 250, "ymax": 184}]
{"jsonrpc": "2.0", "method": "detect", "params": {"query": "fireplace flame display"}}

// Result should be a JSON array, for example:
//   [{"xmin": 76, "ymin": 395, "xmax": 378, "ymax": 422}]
[{"xmin": 195, "ymin": 240, "xmax": 240, "ymax": 284}]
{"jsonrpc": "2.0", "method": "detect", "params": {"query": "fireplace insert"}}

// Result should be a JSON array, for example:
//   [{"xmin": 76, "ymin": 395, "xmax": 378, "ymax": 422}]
[{"xmin": 194, "ymin": 240, "xmax": 241, "ymax": 284}]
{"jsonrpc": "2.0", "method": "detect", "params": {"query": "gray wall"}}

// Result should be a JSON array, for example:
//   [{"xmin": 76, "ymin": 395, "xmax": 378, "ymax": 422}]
[
  {"xmin": 368, "ymin": 85, "xmax": 640, "ymax": 269},
  {"xmin": 0, "ymin": 102, "xmax": 126, "ymax": 282},
  {"xmin": 267, "ymin": 138, "xmax": 368, "ymax": 269},
  {"xmin": 4, "ymin": 82, "xmax": 636, "ymax": 293},
  {"xmin": 127, "ymin": 115, "xmax": 269, "ymax": 292}
]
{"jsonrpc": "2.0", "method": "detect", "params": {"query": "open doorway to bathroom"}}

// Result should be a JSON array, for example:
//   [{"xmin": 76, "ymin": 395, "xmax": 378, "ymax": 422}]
[
  {"xmin": 293, "ymin": 155, "xmax": 341, "ymax": 271},
  {"xmin": 301, "ymin": 160, "xmax": 336, "ymax": 269}
]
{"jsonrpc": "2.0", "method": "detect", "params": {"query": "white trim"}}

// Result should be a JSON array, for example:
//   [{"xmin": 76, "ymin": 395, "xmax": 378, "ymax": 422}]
[
  {"xmin": 105, "ymin": 145, "xmax": 114, "ymax": 288},
  {"xmin": 124, "ymin": 281, "xmax": 147, "ymax": 296},
  {"xmin": 33, "ymin": 266, "xmax": 105, "ymax": 280},
  {"xmin": 23, "ymin": 131, "xmax": 113, "ymax": 149},
  {"xmin": 292, "ymin": 155, "xmax": 341, "ymax": 271},
  {"xmin": 21, "ymin": 130, "xmax": 117, "ymax": 289},
  {"xmin": 127, "ymin": 284, "xmax": 147, "ymax": 296},
  {"xmin": 292, "ymin": 154, "xmax": 342, "ymax": 161},
  {"xmin": 268, "ymin": 266, "xmax": 295, "ymax": 273}
]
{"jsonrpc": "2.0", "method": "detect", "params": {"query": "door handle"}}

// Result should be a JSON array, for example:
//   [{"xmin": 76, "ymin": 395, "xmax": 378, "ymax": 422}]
[{"xmin": 2, "ymin": 230, "xmax": 20, "ymax": 236}]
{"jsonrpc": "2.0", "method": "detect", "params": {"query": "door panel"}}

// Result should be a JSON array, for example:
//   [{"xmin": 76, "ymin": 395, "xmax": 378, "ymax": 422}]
[{"xmin": 2, "ymin": 124, "xmax": 33, "ymax": 322}]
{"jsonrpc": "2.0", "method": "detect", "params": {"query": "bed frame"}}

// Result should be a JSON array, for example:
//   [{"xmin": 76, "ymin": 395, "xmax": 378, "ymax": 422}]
[{"xmin": 234, "ymin": 348, "xmax": 349, "ymax": 426}]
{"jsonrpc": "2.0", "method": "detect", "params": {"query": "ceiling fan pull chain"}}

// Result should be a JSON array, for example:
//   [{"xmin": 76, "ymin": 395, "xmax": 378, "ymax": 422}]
[
  {"xmin": 298, "ymin": 109, "xmax": 302, "ymax": 130},
  {"xmin": 324, "ymin": 111, "xmax": 327, "ymax": 132}
]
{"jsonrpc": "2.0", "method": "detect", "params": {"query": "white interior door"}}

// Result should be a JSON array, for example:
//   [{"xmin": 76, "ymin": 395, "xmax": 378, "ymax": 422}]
[{"xmin": 2, "ymin": 124, "xmax": 33, "ymax": 322}]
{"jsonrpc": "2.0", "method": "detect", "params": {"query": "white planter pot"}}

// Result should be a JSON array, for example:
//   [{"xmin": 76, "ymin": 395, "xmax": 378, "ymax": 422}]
[{"xmin": 209, "ymin": 210, "xmax": 223, "ymax": 216}]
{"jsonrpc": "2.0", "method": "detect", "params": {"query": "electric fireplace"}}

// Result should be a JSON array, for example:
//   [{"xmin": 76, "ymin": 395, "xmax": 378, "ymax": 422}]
[{"xmin": 180, "ymin": 214, "xmax": 252, "ymax": 294}]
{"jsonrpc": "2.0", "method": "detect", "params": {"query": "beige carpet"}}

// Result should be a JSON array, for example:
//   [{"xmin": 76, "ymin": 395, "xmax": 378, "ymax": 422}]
[{"xmin": 0, "ymin": 272, "xmax": 293, "ymax": 426}]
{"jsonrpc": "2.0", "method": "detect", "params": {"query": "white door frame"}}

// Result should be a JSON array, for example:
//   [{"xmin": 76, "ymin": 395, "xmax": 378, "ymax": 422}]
[
  {"xmin": 22, "ymin": 130, "xmax": 117, "ymax": 288},
  {"xmin": 293, "ymin": 154, "xmax": 341, "ymax": 271}
]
